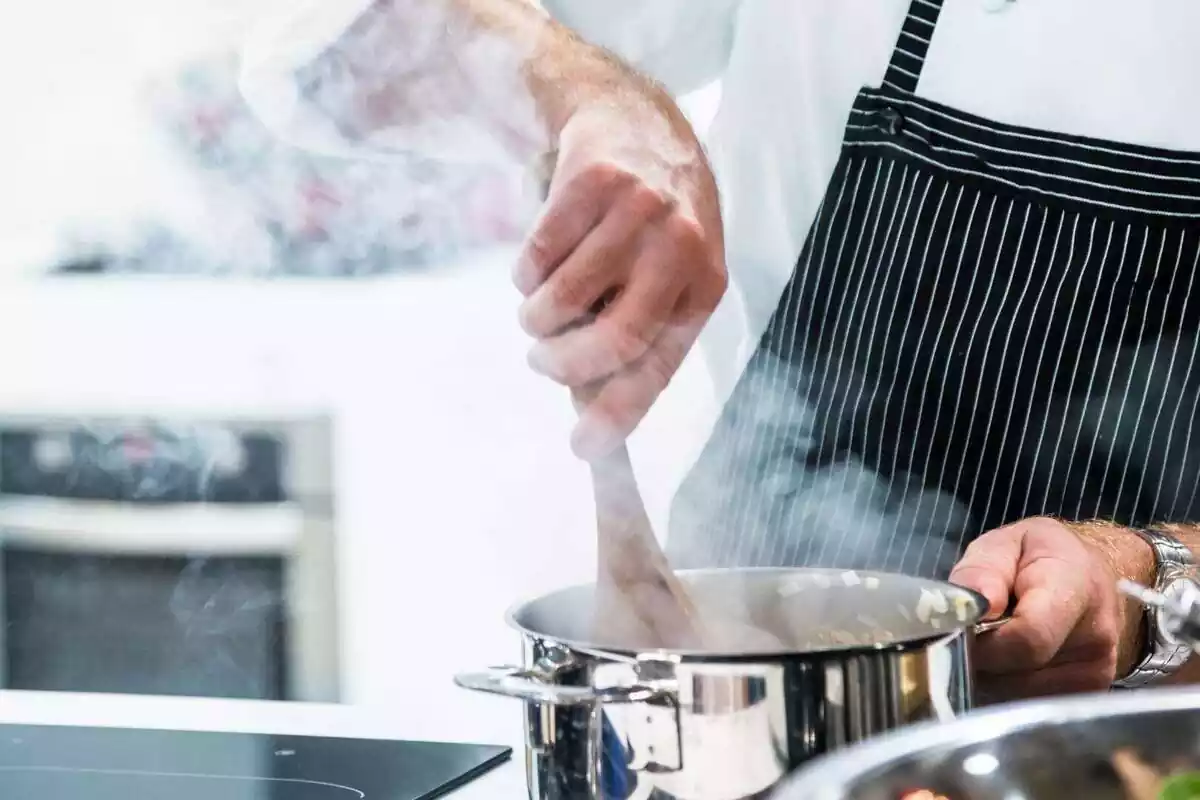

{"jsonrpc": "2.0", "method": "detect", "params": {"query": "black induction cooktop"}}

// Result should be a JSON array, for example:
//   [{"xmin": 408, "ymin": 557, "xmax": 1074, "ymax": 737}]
[{"xmin": 0, "ymin": 723, "xmax": 511, "ymax": 799}]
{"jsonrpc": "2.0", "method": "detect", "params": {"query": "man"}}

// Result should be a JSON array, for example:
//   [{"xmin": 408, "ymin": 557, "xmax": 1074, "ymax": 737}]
[{"xmin": 241, "ymin": 0, "xmax": 1200, "ymax": 700}]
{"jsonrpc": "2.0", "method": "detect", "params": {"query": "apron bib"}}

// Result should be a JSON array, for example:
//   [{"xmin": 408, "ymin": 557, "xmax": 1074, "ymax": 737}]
[{"xmin": 670, "ymin": 0, "xmax": 1200, "ymax": 578}]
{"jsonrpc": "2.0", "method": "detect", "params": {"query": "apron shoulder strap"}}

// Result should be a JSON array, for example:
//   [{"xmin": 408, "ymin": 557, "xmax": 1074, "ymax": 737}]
[{"xmin": 881, "ymin": 0, "xmax": 945, "ymax": 94}]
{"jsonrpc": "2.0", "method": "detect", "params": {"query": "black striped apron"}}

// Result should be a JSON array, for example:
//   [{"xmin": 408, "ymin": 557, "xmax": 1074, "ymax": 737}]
[{"xmin": 669, "ymin": 0, "xmax": 1200, "ymax": 579}]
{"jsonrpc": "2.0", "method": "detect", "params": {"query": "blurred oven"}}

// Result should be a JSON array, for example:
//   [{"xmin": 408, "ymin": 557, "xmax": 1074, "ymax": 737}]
[{"xmin": 0, "ymin": 414, "xmax": 339, "ymax": 702}]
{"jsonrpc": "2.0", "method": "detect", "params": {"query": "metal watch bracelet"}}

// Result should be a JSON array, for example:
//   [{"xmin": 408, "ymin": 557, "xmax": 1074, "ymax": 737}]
[{"xmin": 1112, "ymin": 527, "xmax": 1195, "ymax": 689}]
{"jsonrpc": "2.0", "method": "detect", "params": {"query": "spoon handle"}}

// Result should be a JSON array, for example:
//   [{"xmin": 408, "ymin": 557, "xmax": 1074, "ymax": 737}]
[{"xmin": 588, "ymin": 442, "xmax": 705, "ymax": 647}]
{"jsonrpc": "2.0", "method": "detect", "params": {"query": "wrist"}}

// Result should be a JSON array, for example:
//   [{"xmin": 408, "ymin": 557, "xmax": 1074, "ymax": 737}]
[
  {"xmin": 1065, "ymin": 520, "xmax": 1155, "ymax": 676},
  {"xmin": 531, "ymin": 48, "xmax": 683, "ymax": 145}
]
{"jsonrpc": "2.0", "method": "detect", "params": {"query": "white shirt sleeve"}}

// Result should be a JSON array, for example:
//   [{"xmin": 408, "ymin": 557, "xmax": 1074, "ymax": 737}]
[{"xmin": 541, "ymin": 0, "xmax": 742, "ymax": 95}]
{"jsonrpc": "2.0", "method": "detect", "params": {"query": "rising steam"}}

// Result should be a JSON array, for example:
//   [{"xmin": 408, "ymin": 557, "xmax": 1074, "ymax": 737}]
[
  {"xmin": 238, "ymin": 0, "xmax": 549, "ymax": 170},
  {"xmin": 670, "ymin": 352, "xmax": 973, "ymax": 579}
]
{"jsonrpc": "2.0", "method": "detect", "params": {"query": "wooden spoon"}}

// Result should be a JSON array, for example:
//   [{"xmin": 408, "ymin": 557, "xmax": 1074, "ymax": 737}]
[
  {"xmin": 587, "ymin": 441, "xmax": 708, "ymax": 649},
  {"xmin": 535, "ymin": 151, "xmax": 766, "ymax": 652}
]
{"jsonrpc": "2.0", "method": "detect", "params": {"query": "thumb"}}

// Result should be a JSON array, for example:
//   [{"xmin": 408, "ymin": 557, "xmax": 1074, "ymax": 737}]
[{"xmin": 949, "ymin": 527, "xmax": 1021, "ymax": 619}]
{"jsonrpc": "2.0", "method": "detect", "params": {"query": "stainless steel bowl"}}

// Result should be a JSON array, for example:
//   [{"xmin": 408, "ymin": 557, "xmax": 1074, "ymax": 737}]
[{"xmin": 776, "ymin": 686, "xmax": 1200, "ymax": 800}]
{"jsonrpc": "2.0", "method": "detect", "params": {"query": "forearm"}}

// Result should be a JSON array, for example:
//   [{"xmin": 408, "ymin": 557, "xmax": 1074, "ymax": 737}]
[
  {"xmin": 250, "ymin": 0, "xmax": 678, "ymax": 161},
  {"xmin": 1067, "ymin": 519, "xmax": 1200, "ymax": 683},
  {"xmin": 456, "ymin": 0, "xmax": 644, "ymax": 135}
]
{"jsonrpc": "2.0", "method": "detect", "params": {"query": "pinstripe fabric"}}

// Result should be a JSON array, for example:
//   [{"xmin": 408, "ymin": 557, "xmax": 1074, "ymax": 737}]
[
  {"xmin": 669, "ymin": 0, "xmax": 1200, "ymax": 578},
  {"xmin": 881, "ymin": 0, "xmax": 942, "ymax": 94}
]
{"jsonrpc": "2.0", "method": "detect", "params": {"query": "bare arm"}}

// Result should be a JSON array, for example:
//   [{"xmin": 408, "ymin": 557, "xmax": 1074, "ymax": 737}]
[
  {"xmin": 1074, "ymin": 520, "xmax": 1200, "ymax": 683},
  {"xmin": 1065, "ymin": 520, "xmax": 1164, "ymax": 678}
]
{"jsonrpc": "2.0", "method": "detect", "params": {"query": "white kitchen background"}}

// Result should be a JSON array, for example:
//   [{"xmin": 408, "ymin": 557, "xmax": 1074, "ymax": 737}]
[{"xmin": 0, "ymin": 0, "xmax": 724, "ymax": 748}]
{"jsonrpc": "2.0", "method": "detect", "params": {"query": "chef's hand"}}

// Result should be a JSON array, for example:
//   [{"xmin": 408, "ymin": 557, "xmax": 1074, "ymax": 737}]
[
  {"xmin": 513, "ymin": 94, "xmax": 727, "ymax": 460},
  {"xmin": 948, "ymin": 517, "xmax": 1156, "ymax": 703}
]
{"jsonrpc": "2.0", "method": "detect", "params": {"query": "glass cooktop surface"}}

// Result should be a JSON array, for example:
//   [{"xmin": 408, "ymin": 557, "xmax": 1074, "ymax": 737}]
[{"xmin": 0, "ymin": 723, "xmax": 510, "ymax": 799}]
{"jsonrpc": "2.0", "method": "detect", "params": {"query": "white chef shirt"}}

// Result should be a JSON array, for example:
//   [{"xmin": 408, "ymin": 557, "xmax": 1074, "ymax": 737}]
[{"xmin": 541, "ymin": 0, "xmax": 1200, "ymax": 399}]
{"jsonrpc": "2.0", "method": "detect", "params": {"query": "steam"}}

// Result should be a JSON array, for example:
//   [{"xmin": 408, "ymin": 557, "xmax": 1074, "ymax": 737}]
[
  {"xmin": 238, "ymin": 0, "xmax": 548, "ymax": 170},
  {"xmin": 670, "ymin": 352, "xmax": 973, "ymax": 579},
  {"xmin": 168, "ymin": 557, "xmax": 285, "ymax": 698},
  {"xmin": 46, "ymin": 0, "xmax": 545, "ymax": 277}
]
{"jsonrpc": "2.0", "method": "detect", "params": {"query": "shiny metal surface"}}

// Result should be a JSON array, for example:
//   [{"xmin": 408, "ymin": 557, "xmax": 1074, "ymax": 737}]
[
  {"xmin": 776, "ymin": 686, "xmax": 1200, "ymax": 800},
  {"xmin": 972, "ymin": 616, "xmax": 1010, "ymax": 635},
  {"xmin": 1114, "ymin": 529, "xmax": 1197, "ymax": 688},
  {"xmin": 455, "ymin": 568, "xmax": 999, "ymax": 800},
  {"xmin": 1120, "ymin": 577, "xmax": 1200, "ymax": 652}
]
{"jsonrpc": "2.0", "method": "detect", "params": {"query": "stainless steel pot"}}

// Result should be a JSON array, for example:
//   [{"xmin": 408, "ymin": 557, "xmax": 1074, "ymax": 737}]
[
  {"xmin": 455, "ymin": 567, "xmax": 1006, "ymax": 800},
  {"xmin": 776, "ymin": 686, "xmax": 1200, "ymax": 800}
]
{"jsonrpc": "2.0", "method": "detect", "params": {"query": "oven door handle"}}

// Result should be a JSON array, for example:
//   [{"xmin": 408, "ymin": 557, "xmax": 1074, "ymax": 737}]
[{"xmin": 0, "ymin": 496, "xmax": 302, "ymax": 555}]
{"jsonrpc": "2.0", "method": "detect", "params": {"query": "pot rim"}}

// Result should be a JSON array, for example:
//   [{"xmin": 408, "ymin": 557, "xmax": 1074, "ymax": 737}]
[
  {"xmin": 501, "ymin": 566, "xmax": 992, "ymax": 661},
  {"xmin": 777, "ymin": 685, "xmax": 1200, "ymax": 797}
]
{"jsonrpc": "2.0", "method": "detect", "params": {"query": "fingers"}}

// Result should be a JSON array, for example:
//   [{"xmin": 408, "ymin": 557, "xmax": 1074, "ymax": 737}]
[
  {"xmin": 957, "ymin": 520, "xmax": 1092, "ymax": 675},
  {"xmin": 523, "ymin": 205, "xmax": 717, "ymax": 387},
  {"xmin": 570, "ymin": 362, "xmax": 661, "ymax": 459},
  {"xmin": 949, "ymin": 518, "xmax": 1122, "ymax": 701},
  {"xmin": 570, "ymin": 308, "xmax": 704, "ymax": 459},
  {"xmin": 517, "ymin": 200, "xmax": 649, "ymax": 340},
  {"xmin": 974, "ymin": 577, "xmax": 1088, "ymax": 674},
  {"xmin": 975, "ymin": 658, "xmax": 1114, "ymax": 705},
  {"xmin": 514, "ymin": 183, "xmax": 605, "ymax": 296},
  {"xmin": 517, "ymin": 176, "xmax": 696, "ymax": 336},
  {"xmin": 513, "ymin": 163, "xmax": 634, "ymax": 296},
  {"xmin": 527, "ymin": 262, "xmax": 683, "ymax": 387},
  {"xmin": 949, "ymin": 525, "xmax": 1022, "ymax": 620},
  {"xmin": 512, "ymin": 117, "xmax": 727, "ymax": 458},
  {"xmin": 974, "ymin": 647, "xmax": 1113, "ymax": 705}
]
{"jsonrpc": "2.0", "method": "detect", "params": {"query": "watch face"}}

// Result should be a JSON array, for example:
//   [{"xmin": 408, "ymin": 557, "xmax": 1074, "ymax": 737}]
[{"xmin": 1157, "ymin": 578, "xmax": 1200, "ymax": 645}]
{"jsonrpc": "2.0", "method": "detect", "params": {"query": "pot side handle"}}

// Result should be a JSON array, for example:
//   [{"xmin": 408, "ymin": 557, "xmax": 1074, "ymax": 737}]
[
  {"xmin": 454, "ymin": 666, "xmax": 667, "ymax": 706},
  {"xmin": 928, "ymin": 615, "xmax": 1011, "ymax": 724},
  {"xmin": 973, "ymin": 615, "xmax": 1012, "ymax": 635}
]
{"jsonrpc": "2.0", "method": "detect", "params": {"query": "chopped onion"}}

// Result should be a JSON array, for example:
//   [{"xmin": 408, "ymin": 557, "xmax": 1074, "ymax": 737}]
[
  {"xmin": 915, "ymin": 588, "xmax": 950, "ymax": 623},
  {"xmin": 952, "ymin": 594, "xmax": 971, "ymax": 622}
]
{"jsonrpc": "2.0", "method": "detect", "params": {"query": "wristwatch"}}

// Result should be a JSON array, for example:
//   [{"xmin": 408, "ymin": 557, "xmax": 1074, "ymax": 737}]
[{"xmin": 1113, "ymin": 527, "xmax": 1196, "ymax": 688}]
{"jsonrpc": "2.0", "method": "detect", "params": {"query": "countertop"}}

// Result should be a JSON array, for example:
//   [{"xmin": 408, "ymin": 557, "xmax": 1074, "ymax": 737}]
[{"xmin": 0, "ymin": 689, "xmax": 524, "ymax": 798}]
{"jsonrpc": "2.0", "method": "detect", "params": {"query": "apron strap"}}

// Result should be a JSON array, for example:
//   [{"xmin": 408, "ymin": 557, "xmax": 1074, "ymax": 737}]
[{"xmin": 881, "ymin": 0, "xmax": 945, "ymax": 94}]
